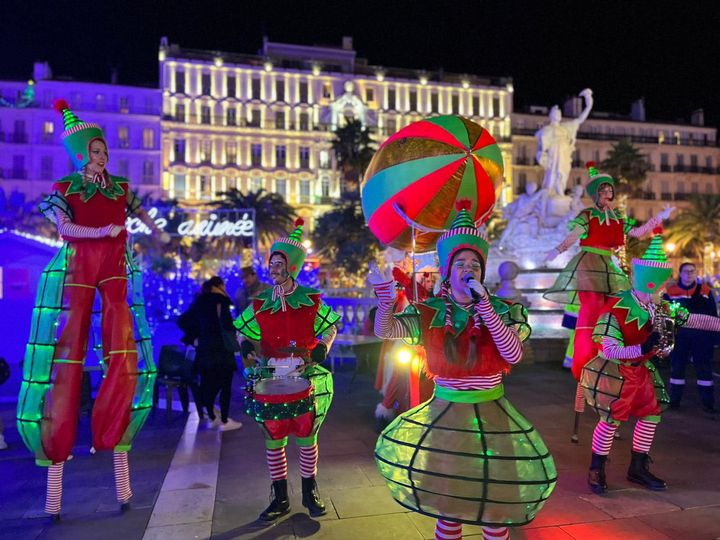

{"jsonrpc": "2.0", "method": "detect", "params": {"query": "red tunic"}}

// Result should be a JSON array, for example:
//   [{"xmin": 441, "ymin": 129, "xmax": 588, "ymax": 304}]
[
  {"xmin": 417, "ymin": 303, "xmax": 510, "ymax": 378},
  {"xmin": 578, "ymin": 209, "xmax": 626, "ymax": 250},
  {"xmin": 254, "ymin": 295, "xmax": 321, "ymax": 358}
]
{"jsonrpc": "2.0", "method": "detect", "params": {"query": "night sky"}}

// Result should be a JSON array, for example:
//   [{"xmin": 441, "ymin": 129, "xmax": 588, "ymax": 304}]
[{"xmin": 3, "ymin": 0, "xmax": 719, "ymax": 127}]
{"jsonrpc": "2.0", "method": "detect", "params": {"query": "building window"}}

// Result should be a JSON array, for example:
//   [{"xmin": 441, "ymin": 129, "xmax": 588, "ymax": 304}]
[
  {"xmin": 492, "ymin": 96, "xmax": 500, "ymax": 117},
  {"xmin": 176, "ymin": 71, "xmax": 185, "ymax": 94},
  {"xmin": 276, "ymin": 145, "xmax": 287, "ymax": 167},
  {"xmin": 118, "ymin": 126, "xmax": 129, "ymax": 148},
  {"xmin": 706, "ymin": 183, "xmax": 713, "ymax": 194},
  {"xmin": 251, "ymin": 77, "xmax": 261, "ymax": 99},
  {"xmin": 299, "ymin": 147, "xmax": 310, "ymax": 169},
  {"xmin": 431, "ymin": 92, "xmax": 439, "ymax": 113},
  {"xmin": 388, "ymin": 88, "xmax": 396, "ymax": 110},
  {"xmin": 365, "ymin": 88, "xmax": 375, "ymax": 102},
  {"xmin": 472, "ymin": 95, "xmax": 480, "ymax": 116},
  {"xmin": 251, "ymin": 144, "xmax": 262, "ymax": 167},
  {"xmin": 173, "ymin": 173, "xmax": 186, "ymax": 194},
  {"xmin": 12, "ymin": 155, "xmax": 25, "ymax": 178},
  {"xmin": 322, "ymin": 83, "xmax": 333, "ymax": 99},
  {"xmin": 691, "ymin": 182, "xmax": 699, "ymax": 193},
  {"xmin": 202, "ymin": 73, "xmax": 211, "ymax": 96},
  {"xmin": 175, "ymin": 103, "xmax": 185, "ymax": 122},
  {"xmin": 42, "ymin": 121, "xmax": 54, "ymax": 143},
  {"xmin": 142, "ymin": 161, "xmax": 154, "ymax": 184},
  {"xmin": 13, "ymin": 119, "xmax": 26, "ymax": 142},
  {"xmin": 275, "ymin": 110, "xmax": 285, "ymax": 130},
  {"xmin": 250, "ymin": 175, "xmax": 263, "ymax": 192},
  {"xmin": 201, "ymin": 106, "xmax": 211, "ymax": 124},
  {"xmin": 200, "ymin": 140, "xmax": 212, "ymax": 163},
  {"xmin": 117, "ymin": 159, "xmax": 129, "ymax": 177},
  {"xmin": 227, "ymin": 108, "xmax": 236, "ymax": 126},
  {"xmin": 96, "ymin": 94, "xmax": 106, "ymax": 112},
  {"xmin": 321, "ymin": 176, "xmax": 330, "ymax": 198},
  {"xmin": 248, "ymin": 109, "xmax": 261, "ymax": 127},
  {"xmin": 174, "ymin": 139, "xmax": 186, "ymax": 162},
  {"xmin": 299, "ymin": 179, "xmax": 311, "ymax": 203},
  {"xmin": 409, "ymin": 90, "xmax": 417, "ymax": 111},
  {"xmin": 226, "ymin": 141, "xmax": 237, "ymax": 164},
  {"xmin": 119, "ymin": 96, "xmax": 130, "ymax": 114},
  {"xmin": 142, "ymin": 128, "xmax": 154, "ymax": 149},
  {"xmin": 386, "ymin": 117, "xmax": 397, "ymax": 135},
  {"xmin": 299, "ymin": 112, "xmax": 309, "ymax": 131},
  {"xmin": 276, "ymin": 79, "xmax": 285, "ymax": 102},
  {"xmin": 276, "ymin": 178, "xmax": 287, "ymax": 199},
  {"xmin": 227, "ymin": 76, "xmax": 236, "ymax": 98},
  {"xmin": 319, "ymin": 150, "xmax": 330, "ymax": 169},
  {"xmin": 451, "ymin": 94, "xmax": 459, "ymax": 114},
  {"xmin": 299, "ymin": 81, "xmax": 309, "ymax": 102},
  {"xmin": 40, "ymin": 156, "xmax": 53, "ymax": 178},
  {"xmin": 199, "ymin": 175, "xmax": 210, "ymax": 198}
]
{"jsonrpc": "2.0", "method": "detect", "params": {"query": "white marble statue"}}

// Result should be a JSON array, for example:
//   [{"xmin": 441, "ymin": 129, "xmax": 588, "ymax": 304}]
[
  {"xmin": 498, "ymin": 181, "xmax": 545, "ymax": 248},
  {"xmin": 535, "ymin": 88, "xmax": 594, "ymax": 197}
]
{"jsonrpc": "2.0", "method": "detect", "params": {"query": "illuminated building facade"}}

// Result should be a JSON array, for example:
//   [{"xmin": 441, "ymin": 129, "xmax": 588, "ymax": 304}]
[{"xmin": 158, "ymin": 36, "xmax": 514, "ymax": 225}]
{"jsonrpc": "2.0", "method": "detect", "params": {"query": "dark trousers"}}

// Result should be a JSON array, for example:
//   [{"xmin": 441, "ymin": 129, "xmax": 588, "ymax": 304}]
[
  {"xmin": 200, "ymin": 369, "xmax": 234, "ymax": 422},
  {"xmin": 669, "ymin": 330, "xmax": 715, "ymax": 408}
]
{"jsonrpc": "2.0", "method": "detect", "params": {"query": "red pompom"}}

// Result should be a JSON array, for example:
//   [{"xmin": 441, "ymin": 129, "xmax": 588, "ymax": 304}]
[
  {"xmin": 294, "ymin": 217, "xmax": 304, "ymax": 227},
  {"xmin": 52, "ymin": 98, "xmax": 70, "ymax": 113},
  {"xmin": 585, "ymin": 161, "xmax": 596, "ymax": 168},
  {"xmin": 455, "ymin": 199, "xmax": 472, "ymax": 212},
  {"xmin": 653, "ymin": 226, "xmax": 663, "ymax": 235}
]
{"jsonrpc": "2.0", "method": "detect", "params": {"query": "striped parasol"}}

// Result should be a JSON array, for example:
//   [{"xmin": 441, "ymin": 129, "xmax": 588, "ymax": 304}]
[{"xmin": 361, "ymin": 115, "xmax": 504, "ymax": 252}]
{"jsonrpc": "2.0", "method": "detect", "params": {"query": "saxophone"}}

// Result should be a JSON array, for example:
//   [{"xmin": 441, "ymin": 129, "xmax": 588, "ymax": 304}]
[{"xmin": 653, "ymin": 301, "xmax": 676, "ymax": 358}]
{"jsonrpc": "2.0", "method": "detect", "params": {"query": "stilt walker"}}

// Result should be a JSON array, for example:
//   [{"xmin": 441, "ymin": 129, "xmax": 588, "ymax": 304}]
[
  {"xmin": 235, "ymin": 219, "xmax": 341, "ymax": 521},
  {"xmin": 581, "ymin": 233, "xmax": 720, "ymax": 493},
  {"xmin": 544, "ymin": 162, "xmax": 673, "ymax": 439},
  {"xmin": 371, "ymin": 202, "xmax": 557, "ymax": 540},
  {"xmin": 16, "ymin": 99, "xmax": 167, "ymax": 519}
]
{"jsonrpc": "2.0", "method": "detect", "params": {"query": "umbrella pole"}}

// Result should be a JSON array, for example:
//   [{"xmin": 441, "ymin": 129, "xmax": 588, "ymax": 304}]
[{"xmin": 411, "ymin": 224, "xmax": 418, "ymax": 304}]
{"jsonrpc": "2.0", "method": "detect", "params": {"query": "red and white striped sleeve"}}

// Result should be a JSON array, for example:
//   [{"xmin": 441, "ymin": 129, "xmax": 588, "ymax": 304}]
[
  {"xmin": 601, "ymin": 336, "xmax": 642, "ymax": 359},
  {"xmin": 54, "ymin": 208, "xmax": 114, "ymax": 239},
  {"xmin": 685, "ymin": 313, "xmax": 720, "ymax": 332},
  {"xmin": 475, "ymin": 300, "xmax": 522, "ymax": 364},
  {"xmin": 373, "ymin": 281, "xmax": 409, "ymax": 339}
]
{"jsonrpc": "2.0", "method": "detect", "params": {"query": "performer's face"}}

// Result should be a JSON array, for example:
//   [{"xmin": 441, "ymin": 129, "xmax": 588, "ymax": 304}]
[
  {"xmin": 596, "ymin": 184, "xmax": 614, "ymax": 208},
  {"xmin": 449, "ymin": 250, "xmax": 483, "ymax": 294},
  {"xmin": 88, "ymin": 139, "xmax": 108, "ymax": 174},
  {"xmin": 269, "ymin": 254, "xmax": 290, "ymax": 285}
]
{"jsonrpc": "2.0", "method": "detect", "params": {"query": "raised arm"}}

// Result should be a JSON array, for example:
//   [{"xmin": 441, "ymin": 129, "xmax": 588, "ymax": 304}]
[
  {"xmin": 628, "ymin": 205, "xmax": 674, "ymax": 238},
  {"xmin": 126, "ymin": 190, "xmax": 171, "ymax": 242}
]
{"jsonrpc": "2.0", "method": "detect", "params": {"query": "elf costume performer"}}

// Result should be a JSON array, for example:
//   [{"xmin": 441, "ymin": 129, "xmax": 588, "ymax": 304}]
[
  {"xmin": 544, "ymin": 162, "xmax": 673, "ymax": 414},
  {"xmin": 16, "ymin": 100, "xmax": 169, "ymax": 519},
  {"xmin": 582, "ymin": 233, "xmax": 720, "ymax": 494},
  {"xmin": 370, "ymin": 202, "xmax": 556, "ymax": 540},
  {"xmin": 235, "ymin": 218, "xmax": 341, "ymax": 521}
]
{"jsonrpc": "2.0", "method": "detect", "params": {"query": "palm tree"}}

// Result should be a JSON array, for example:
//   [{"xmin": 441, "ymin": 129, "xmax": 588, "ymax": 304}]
[
  {"xmin": 601, "ymin": 139, "xmax": 650, "ymax": 198},
  {"xmin": 332, "ymin": 119, "xmax": 376, "ymax": 195},
  {"xmin": 213, "ymin": 188, "xmax": 296, "ymax": 251},
  {"xmin": 665, "ymin": 194, "xmax": 720, "ymax": 263}
]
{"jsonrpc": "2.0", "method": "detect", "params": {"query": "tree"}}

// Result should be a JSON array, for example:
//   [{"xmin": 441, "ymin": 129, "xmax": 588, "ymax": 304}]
[
  {"xmin": 665, "ymin": 194, "xmax": 720, "ymax": 261},
  {"xmin": 601, "ymin": 139, "xmax": 650, "ymax": 198},
  {"xmin": 312, "ymin": 197, "xmax": 381, "ymax": 279},
  {"xmin": 332, "ymin": 119, "xmax": 376, "ymax": 194},
  {"xmin": 213, "ymin": 188, "xmax": 296, "ymax": 251}
]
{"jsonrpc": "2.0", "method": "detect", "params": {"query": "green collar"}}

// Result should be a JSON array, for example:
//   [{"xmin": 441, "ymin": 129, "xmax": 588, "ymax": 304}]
[
  {"xmin": 423, "ymin": 295, "xmax": 510, "ymax": 333},
  {"xmin": 588, "ymin": 206, "xmax": 622, "ymax": 226},
  {"xmin": 612, "ymin": 290, "xmax": 650, "ymax": 330},
  {"xmin": 256, "ymin": 284, "xmax": 319, "ymax": 314},
  {"xmin": 59, "ymin": 172, "xmax": 127, "ymax": 202}
]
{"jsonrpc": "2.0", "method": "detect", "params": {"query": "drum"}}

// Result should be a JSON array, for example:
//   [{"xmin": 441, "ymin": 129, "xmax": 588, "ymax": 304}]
[{"xmin": 246, "ymin": 377, "xmax": 314, "ymax": 422}]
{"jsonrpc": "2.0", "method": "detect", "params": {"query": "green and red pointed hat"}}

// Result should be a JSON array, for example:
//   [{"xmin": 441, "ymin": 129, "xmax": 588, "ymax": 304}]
[
  {"xmin": 436, "ymin": 199, "xmax": 489, "ymax": 280},
  {"xmin": 585, "ymin": 161, "xmax": 615, "ymax": 204},
  {"xmin": 270, "ymin": 218, "xmax": 306, "ymax": 279},
  {"xmin": 632, "ymin": 228, "xmax": 673, "ymax": 293},
  {"xmin": 361, "ymin": 115, "xmax": 504, "ymax": 253},
  {"xmin": 53, "ymin": 98, "xmax": 106, "ymax": 170}
]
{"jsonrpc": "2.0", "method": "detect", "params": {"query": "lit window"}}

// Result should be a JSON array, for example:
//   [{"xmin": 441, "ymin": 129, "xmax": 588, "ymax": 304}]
[
  {"xmin": 118, "ymin": 126, "xmax": 129, "ymax": 148},
  {"xmin": 142, "ymin": 128, "xmax": 154, "ymax": 149}
]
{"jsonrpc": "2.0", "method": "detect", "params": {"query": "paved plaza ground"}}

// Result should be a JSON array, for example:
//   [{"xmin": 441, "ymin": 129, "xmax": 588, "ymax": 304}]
[{"xmin": 1, "ymin": 357, "xmax": 719, "ymax": 539}]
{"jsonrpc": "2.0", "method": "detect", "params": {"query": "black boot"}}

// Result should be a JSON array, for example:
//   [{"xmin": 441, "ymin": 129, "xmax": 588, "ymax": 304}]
[
  {"xmin": 258, "ymin": 480, "xmax": 290, "ymax": 521},
  {"xmin": 627, "ymin": 451, "xmax": 666, "ymax": 491},
  {"xmin": 301, "ymin": 477, "xmax": 326, "ymax": 517},
  {"xmin": 698, "ymin": 384, "xmax": 716, "ymax": 414},
  {"xmin": 668, "ymin": 383, "xmax": 683, "ymax": 409},
  {"xmin": 587, "ymin": 452, "xmax": 608, "ymax": 494}
]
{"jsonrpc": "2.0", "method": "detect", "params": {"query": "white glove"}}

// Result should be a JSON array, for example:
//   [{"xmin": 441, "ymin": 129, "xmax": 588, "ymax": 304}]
[
  {"xmin": 467, "ymin": 278, "xmax": 489, "ymax": 300},
  {"xmin": 657, "ymin": 205, "xmax": 675, "ymax": 222},
  {"xmin": 106, "ymin": 224, "xmax": 125, "ymax": 238},
  {"xmin": 368, "ymin": 261, "xmax": 392, "ymax": 287}
]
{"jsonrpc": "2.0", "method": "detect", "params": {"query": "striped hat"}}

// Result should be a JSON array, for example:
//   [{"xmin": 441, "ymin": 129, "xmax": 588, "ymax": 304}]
[
  {"xmin": 53, "ymin": 99, "xmax": 106, "ymax": 170},
  {"xmin": 436, "ymin": 200, "xmax": 489, "ymax": 280},
  {"xmin": 270, "ymin": 218, "xmax": 306, "ymax": 279},
  {"xmin": 632, "ymin": 230, "xmax": 672, "ymax": 293}
]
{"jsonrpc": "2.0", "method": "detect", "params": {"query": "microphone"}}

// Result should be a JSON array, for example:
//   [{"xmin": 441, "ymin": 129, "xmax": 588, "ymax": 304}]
[{"xmin": 463, "ymin": 274, "xmax": 481, "ymax": 301}]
